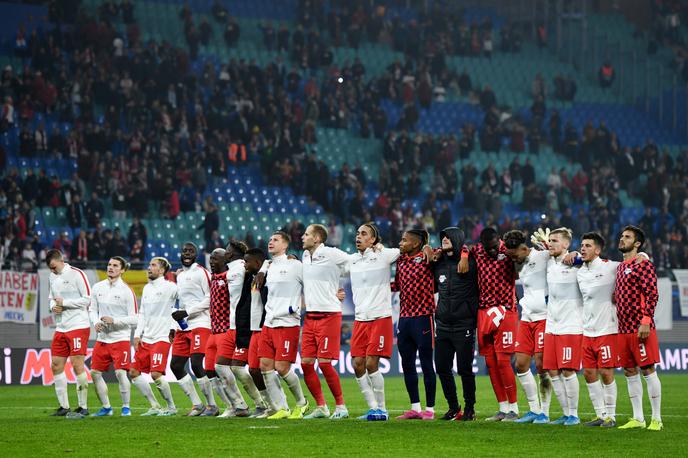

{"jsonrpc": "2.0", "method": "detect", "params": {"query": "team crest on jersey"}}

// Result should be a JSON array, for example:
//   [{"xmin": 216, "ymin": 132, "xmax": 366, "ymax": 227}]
[
  {"xmin": 413, "ymin": 257, "xmax": 423, "ymax": 263},
  {"xmin": 217, "ymin": 279, "xmax": 225, "ymax": 286},
  {"xmin": 497, "ymin": 254, "xmax": 506, "ymax": 261},
  {"xmin": 280, "ymin": 269, "xmax": 288, "ymax": 275},
  {"xmin": 439, "ymin": 275, "xmax": 446, "ymax": 283},
  {"xmin": 624, "ymin": 268, "xmax": 632, "ymax": 275}
]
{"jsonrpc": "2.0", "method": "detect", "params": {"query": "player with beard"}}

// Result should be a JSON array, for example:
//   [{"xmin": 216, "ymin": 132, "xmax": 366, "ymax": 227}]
[{"xmin": 615, "ymin": 226, "xmax": 662, "ymax": 431}]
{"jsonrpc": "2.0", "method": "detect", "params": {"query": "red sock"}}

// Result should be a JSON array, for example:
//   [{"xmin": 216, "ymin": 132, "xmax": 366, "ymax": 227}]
[
  {"xmin": 301, "ymin": 362, "xmax": 325, "ymax": 406},
  {"xmin": 497, "ymin": 353, "xmax": 518, "ymax": 404},
  {"xmin": 485, "ymin": 351, "xmax": 507, "ymax": 402},
  {"xmin": 320, "ymin": 361, "xmax": 344, "ymax": 406}
]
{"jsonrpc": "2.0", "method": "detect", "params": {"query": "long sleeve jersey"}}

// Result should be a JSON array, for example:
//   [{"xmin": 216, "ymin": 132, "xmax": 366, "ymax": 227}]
[
  {"xmin": 471, "ymin": 242, "xmax": 517, "ymax": 310},
  {"xmin": 577, "ymin": 257, "xmax": 619, "ymax": 337},
  {"xmin": 302, "ymin": 244, "xmax": 352, "ymax": 313},
  {"xmin": 349, "ymin": 247, "xmax": 400, "ymax": 321},
  {"xmin": 135, "ymin": 277, "xmax": 178, "ymax": 344},
  {"xmin": 49, "ymin": 263, "xmax": 92, "ymax": 332},
  {"xmin": 614, "ymin": 258, "xmax": 658, "ymax": 334},
  {"xmin": 516, "ymin": 249, "xmax": 549, "ymax": 322},
  {"xmin": 176, "ymin": 262, "xmax": 211, "ymax": 330},
  {"xmin": 545, "ymin": 253, "xmax": 583, "ymax": 335},
  {"xmin": 391, "ymin": 251, "xmax": 435, "ymax": 317},
  {"xmin": 89, "ymin": 278, "xmax": 138, "ymax": 343},
  {"xmin": 264, "ymin": 254, "xmax": 303, "ymax": 328}
]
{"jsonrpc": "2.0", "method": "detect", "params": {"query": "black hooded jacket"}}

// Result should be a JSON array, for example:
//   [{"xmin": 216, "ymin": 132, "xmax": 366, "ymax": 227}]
[{"xmin": 434, "ymin": 227, "xmax": 479, "ymax": 332}]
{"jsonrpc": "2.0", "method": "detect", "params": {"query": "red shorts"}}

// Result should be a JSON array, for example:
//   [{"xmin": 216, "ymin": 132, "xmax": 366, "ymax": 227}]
[
  {"xmin": 477, "ymin": 308, "xmax": 518, "ymax": 355},
  {"xmin": 204, "ymin": 334, "xmax": 219, "ymax": 371},
  {"xmin": 301, "ymin": 312, "xmax": 342, "ymax": 360},
  {"xmin": 618, "ymin": 329, "xmax": 660, "ymax": 369},
  {"xmin": 582, "ymin": 334, "xmax": 619, "ymax": 369},
  {"xmin": 172, "ymin": 327, "xmax": 211, "ymax": 357},
  {"xmin": 91, "ymin": 341, "xmax": 132, "ymax": 372},
  {"xmin": 248, "ymin": 331, "xmax": 262, "ymax": 369},
  {"xmin": 258, "ymin": 326, "xmax": 300, "ymax": 363},
  {"xmin": 350, "ymin": 317, "xmax": 393, "ymax": 359},
  {"xmin": 51, "ymin": 328, "xmax": 90, "ymax": 358},
  {"xmin": 133, "ymin": 341, "xmax": 171, "ymax": 374},
  {"xmin": 216, "ymin": 330, "xmax": 249, "ymax": 362},
  {"xmin": 543, "ymin": 333, "xmax": 583, "ymax": 370},
  {"xmin": 515, "ymin": 320, "xmax": 546, "ymax": 355}
]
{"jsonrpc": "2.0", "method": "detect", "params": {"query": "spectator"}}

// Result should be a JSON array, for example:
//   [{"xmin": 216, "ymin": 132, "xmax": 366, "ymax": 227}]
[
  {"xmin": 85, "ymin": 191, "xmax": 104, "ymax": 227},
  {"xmin": 599, "ymin": 61, "xmax": 615, "ymax": 88},
  {"xmin": 127, "ymin": 216, "xmax": 148, "ymax": 247}
]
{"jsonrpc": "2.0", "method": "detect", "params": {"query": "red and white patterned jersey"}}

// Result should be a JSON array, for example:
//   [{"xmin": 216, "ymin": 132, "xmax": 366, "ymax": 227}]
[
  {"xmin": 392, "ymin": 251, "xmax": 435, "ymax": 317},
  {"xmin": 210, "ymin": 272, "xmax": 230, "ymax": 334},
  {"xmin": 614, "ymin": 258, "xmax": 658, "ymax": 334},
  {"xmin": 471, "ymin": 241, "xmax": 517, "ymax": 310}
]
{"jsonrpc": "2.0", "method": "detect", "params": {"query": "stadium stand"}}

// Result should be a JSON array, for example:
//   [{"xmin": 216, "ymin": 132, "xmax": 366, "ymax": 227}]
[{"xmin": 0, "ymin": 0, "xmax": 686, "ymax": 274}]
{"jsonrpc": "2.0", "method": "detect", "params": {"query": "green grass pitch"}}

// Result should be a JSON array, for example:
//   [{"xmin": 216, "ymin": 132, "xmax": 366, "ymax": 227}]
[{"xmin": 1, "ymin": 375, "xmax": 686, "ymax": 457}]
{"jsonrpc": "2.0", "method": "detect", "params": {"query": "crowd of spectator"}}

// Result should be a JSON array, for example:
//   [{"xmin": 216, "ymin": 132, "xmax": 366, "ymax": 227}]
[{"xmin": 1, "ymin": 0, "xmax": 687, "ymax": 271}]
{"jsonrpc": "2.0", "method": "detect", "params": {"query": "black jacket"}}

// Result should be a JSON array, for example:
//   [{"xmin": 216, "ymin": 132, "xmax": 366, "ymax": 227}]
[
  {"xmin": 434, "ymin": 227, "xmax": 479, "ymax": 332},
  {"xmin": 234, "ymin": 274, "xmax": 256, "ymax": 349}
]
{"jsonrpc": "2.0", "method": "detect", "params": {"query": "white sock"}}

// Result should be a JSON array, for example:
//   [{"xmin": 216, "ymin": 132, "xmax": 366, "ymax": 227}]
[
  {"xmin": 216, "ymin": 364, "xmax": 248, "ymax": 410},
  {"xmin": 115, "ymin": 369, "xmax": 131, "ymax": 408},
  {"xmin": 602, "ymin": 380, "xmax": 617, "ymax": 420},
  {"xmin": 177, "ymin": 374, "xmax": 203, "ymax": 406},
  {"xmin": 232, "ymin": 365, "xmax": 266, "ymax": 409},
  {"xmin": 154, "ymin": 377, "xmax": 176, "ymax": 409},
  {"xmin": 517, "ymin": 371, "xmax": 541, "ymax": 414},
  {"xmin": 509, "ymin": 402, "xmax": 519, "ymax": 415},
  {"xmin": 91, "ymin": 370, "xmax": 111, "ymax": 409},
  {"xmin": 54, "ymin": 372, "xmax": 70, "ymax": 409},
  {"xmin": 356, "ymin": 374, "xmax": 377, "ymax": 410},
  {"xmin": 262, "ymin": 370, "xmax": 288, "ymax": 411},
  {"xmin": 76, "ymin": 372, "xmax": 89, "ymax": 409},
  {"xmin": 197, "ymin": 376, "xmax": 216, "ymax": 407},
  {"xmin": 368, "ymin": 371, "xmax": 386, "ymax": 411},
  {"xmin": 499, "ymin": 401, "xmax": 509, "ymax": 413},
  {"xmin": 132, "ymin": 376, "xmax": 160, "ymax": 409},
  {"xmin": 259, "ymin": 390, "xmax": 271, "ymax": 410},
  {"xmin": 644, "ymin": 372, "xmax": 662, "ymax": 422},
  {"xmin": 563, "ymin": 374, "xmax": 579, "ymax": 418},
  {"xmin": 411, "ymin": 402, "xmax": 421, "ymax": 412},
  {"xmin": 426, "ymin": 406, "xmax": 434, "ymax": 413},
  {"xmin": 586, "ymin": 380, "xmax": 606, "ymax": 419},
  {"xmin": 210, "ymin": 376, "xmax": 233, "ymax": 409},
  {"xmin": 551, "ymin": 375, "xmax": 568, "ymax": 417},
  {"xmin": 281, "ymin": 369, "xmax": 306, "ymax": 407},
  {"xmin": 626, "ymin": 374, "xmax": 644, "ymax": 422},
  {"xmin": 539, "ymin": 373, "xmax": 552, "ymax": 417}
]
